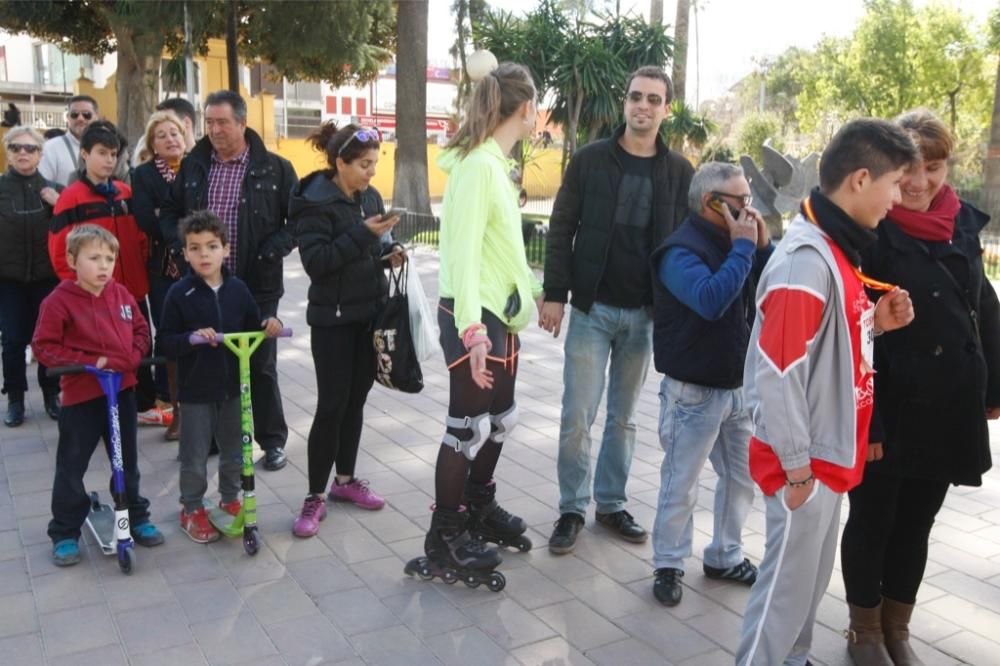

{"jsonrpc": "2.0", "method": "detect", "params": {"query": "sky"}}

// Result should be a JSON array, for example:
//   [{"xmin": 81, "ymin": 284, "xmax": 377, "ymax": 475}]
[{"xmin": 427, "ymin": 0, "xmax": 997, "ymax": 106}]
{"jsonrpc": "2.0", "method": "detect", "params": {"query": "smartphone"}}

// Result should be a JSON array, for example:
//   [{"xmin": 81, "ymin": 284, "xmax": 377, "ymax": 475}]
[
  {"xmin": 709, "ymin": 196, "xmax": 741, "ymax": 219},
  {"xmin": 382, "ymin": 208, "xmax": 407, "ymax": 220}
]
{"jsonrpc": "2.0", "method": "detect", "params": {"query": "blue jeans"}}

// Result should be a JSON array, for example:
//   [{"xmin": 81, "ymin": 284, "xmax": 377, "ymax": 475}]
[
  {"xmin": 651, "ymin": 375, "xmax": 754, "ymax": 570},
  {"xmin": 557, "ymin": 303, "xmax": 652, "ymax": 516}
]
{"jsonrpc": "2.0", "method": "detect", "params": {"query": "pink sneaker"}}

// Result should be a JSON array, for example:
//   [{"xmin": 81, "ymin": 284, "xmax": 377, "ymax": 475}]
[
  {"xmin": 328, "ymin": 478, "xmax": 385, "ymax": 510},
  {"xmin": 292, "ymin": 495, "xmax": 327, "ymax": 537}
]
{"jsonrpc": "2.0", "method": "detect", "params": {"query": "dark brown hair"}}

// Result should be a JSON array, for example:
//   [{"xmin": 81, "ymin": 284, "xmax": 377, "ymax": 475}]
[
  {"xmin": 625, "ymin": 66, "xmax": 673, "ymax": 105},
  {"xmin": 819, "ymin": 118, "xmax": 919, "ymax": 193},
  {"xmin": 896, "ymin": 109, "xmax": 953, "ymax": 162},
  {"xmin": 446, "ymin": 62, "xmax": 535, "ymax": 158},
  {"xmin": 179, "ymin": 210, "xmax": 228, "ymax": 246},
  {"xmin": 307, "ymin": 121, "xmax": 380, "ymax": 173}
]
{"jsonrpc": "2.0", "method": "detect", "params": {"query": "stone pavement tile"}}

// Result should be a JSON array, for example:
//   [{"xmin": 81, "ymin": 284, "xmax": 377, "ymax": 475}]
[
  {"xmin": 975, "ymin": 523, "xmax": 1000, "ymax": 546},
  {"xmin": 682, "ymin": 603, "xmax": 744, "ymax": 653},
  {"xmin": 383, "ymin": 587, "xmax": 472, "ymax": 637},
  {"xmin": 0, "ymin": 632, "xmax": 43, "ymax": 666},
  {"xmin": 263, "ymin": 530, "xmax": 334, "ymax": 564},
  {"xmin": 676, "ymin": 648, "xmax": 732, "ymax": 665},
  {"xmin": 348, "ymin": 623, "xmax": 435, "ymax": 665},
  {"xmin": 925, "ymin": 569, "xmax": 1000, "ymax": 615},
  {"xmin": 190, "ymin": 610, "xmax": 278, "ymax": 666},
  {"xmin": 174, "ymin": 578, "xmax": 245, "ymax": 624},
  {"xmin": 351, "ymin": 554, "xmax": 425, "ymax": 599},
  {"xmin": 287, "ymin": 554, "xmax": 364, "ymax": 598},
  {"xmin": 38, "ymin": 602, "xmax": 117, "ymax": 658},
  {"xmin": 462, "ymin": 598, "xmax": 557, "ymax": 650},
  {"xmin": 615, "ymin": 609, "xmax": 715, "ymax": 662},
  {"xmin": 562, "ymin": 573, "xmax": 648, "ymax": 620},
  {"xmin": 356, "ymin": 508, "xmax": 424, "ymax": 543},
  {"xmin": 3, "ymin": 451, "xmax": 53, "ymax": 474},
  {"xmin": 115, "ymin": 601, "xmax": 194, "ymax": 655},
  {"xmin": 932, "ymin": 524, "xmax": 1000, "ymax": 559},
  {"xmin": 320, "ymin": 526, "xmax": 393, "ymax": 565},
  {"xmin": 101, "ymin": 566, "xmax": 178, "ymax": 613},
  {"xmin": 923, "ymin": 594, "xmax": 1000, "ymax": 642},
  {"xmin": 0, "ymin": 434, "xmax": 48, "ymax": 456},
  {"xmin": 264, "ymin": 612, "xmax": 356, "ymax": 665},
  {"xmin": 511, "ymin": 636, "xmax": 594, "ymax": 666},
  {"xmin": 933, "ymin": 630, "xmax": 1000, "ymax": 665},
  {"xmin": 941, "ymin": 492, "xmax": 993, "ymax": 516},
  {"xmin": 532, "ymin": 599, "xmax": 628, "ymax": 651},
  {"xmin": 425, "ymin": 625, "xmax": 518, "ymax": 665},
  {"xmin": 568, "ymin": 536, "xmax": 650, "ymax": 585},
  {"xmin": 387, "ymin": 489, "xmax": 435, "ymax": 520},
  {"xmin": 15, "ymin": 515, "xmax": 48, "ymax": 547},
  {"xmin": 500, "ymin": 565, "xmax": 574, "ymax": 611},
  {"xmin": 583, "ymin": 637, "xmax": 673, "ymax": 666},
  {"xmin": 7, "ymin": 468, "xmax": 52, "ymax": 495},
  {"xmin": 934, "ymin": 507, "xmax": 994, "ymax": 533},
  {"xmin": 153, "ymin": 544, "xmax": 228, "ymax": 585},
  {"xmin": 0, "ymin": 505, "xmax": 15, "ymax": 531},
  {"xmin": 316, "ymin": 587, "xmax": 400, "ymax": 636},
  {"xmin": 216, "ymin": 542, "xmax": 288, "ymax": 587},
  {"xmin": 624, "ymin": 579, "xmax": 721, "ymax": 621},
  {"xmin": 0, "ymin": 556, "xmax": 30, "ymax": 594},
  {"xmin": 530, "ymin": 553, "xmax": 601, "ymax": 586},
  {"xmin": 32, "ymin": 562, "xmax": 103, "ymax": 613},
  {"xmin": 0, "ymin": 591, "xmax": 38, "ymax": 638},
  {"xmin": 241, "ymin": 575, "xmax": 318, "ymax": 624},
  {"xmin": 47, "ymin": 643, "xmax": 128, "ymax": 666},
  {"xmin": 130, "ymin": 642, "xmax": 210, "ymax": 666}
]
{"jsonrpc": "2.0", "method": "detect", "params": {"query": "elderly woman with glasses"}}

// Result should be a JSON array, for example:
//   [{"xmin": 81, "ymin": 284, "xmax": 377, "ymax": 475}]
[
  {"xmin": 288, "ymin": 123, "xmax": 404, "ymax": 537},
  {"xmin": 0, "ymin": 126, "xmax": 64, "ymax": 426}
]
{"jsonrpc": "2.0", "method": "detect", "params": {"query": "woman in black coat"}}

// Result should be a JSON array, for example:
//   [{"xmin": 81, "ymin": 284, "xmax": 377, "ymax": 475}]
[
  {"xmin": 840, "ymin": 110, "xmax": 1000, "ymax": 666},
  {"xmin": 288, "ymin": 123, "xmax": 403, "ymax": 538},
  {"xmin": 0, "ymin": 126, "xmax": 62, "ymax": 426},
  {"xmin": 132, "ymin": 110, "xmax": 188, "ymax": 439}
]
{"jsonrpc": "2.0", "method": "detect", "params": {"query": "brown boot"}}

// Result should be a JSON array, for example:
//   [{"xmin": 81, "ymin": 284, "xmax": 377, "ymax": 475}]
[
  {"xmin": 882, "ymin": 597, "xmax": 923, "ymax": 665},
  {"xmin": 164, "ymin": 361, "xmax": 181, "ymax": 442},
  {"xmin": 846, "ymin": 602, "xmax": 894, "ymax": 665}
]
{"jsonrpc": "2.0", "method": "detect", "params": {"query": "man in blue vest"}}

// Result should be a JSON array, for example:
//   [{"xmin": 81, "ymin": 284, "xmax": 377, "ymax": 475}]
[{"xmin": 648, "ymin": 162, "xmax": 772, "ymax": 606}]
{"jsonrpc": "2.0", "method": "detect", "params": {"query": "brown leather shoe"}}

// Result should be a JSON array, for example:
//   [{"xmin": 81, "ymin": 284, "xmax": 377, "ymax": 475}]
[
  {"xmin": 882, "ymin": 597, "xmax": 923, "ymax": 665},
  {"xmin": 845, "ymin": 602, "xmax": 894, "ymax": 665}
]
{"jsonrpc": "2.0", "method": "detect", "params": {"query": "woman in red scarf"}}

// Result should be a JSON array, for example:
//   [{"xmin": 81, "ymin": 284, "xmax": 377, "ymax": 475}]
[{"xmin": 839, "ymin": 110, "xmax": 1000, "ymax": 666}]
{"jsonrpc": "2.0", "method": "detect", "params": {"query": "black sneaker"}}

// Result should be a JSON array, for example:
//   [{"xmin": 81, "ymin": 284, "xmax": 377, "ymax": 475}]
[
  {"xmin": 653, "ymin": 567, "xmax": 684, "ymax": 606},
  {"xmin": 595, "ymin": 510, "xmax": 647, "ymax": 543},
  {"xmin": 548, "ymin": 513, "xmax": 584, "ymax": 554},
  {"xmin": 704, "ymin": 558, "xmax": 758, "ymax": 585},
  {"xmin": 263, "ymin": 447, "xmax": 287, "ymax": 471}
]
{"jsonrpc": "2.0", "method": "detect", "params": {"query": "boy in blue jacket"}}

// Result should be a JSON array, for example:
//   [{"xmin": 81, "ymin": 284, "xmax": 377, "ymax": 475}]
[{"xmin": 158, "ymin": 211, "xmax": 282, "ymax": 543}]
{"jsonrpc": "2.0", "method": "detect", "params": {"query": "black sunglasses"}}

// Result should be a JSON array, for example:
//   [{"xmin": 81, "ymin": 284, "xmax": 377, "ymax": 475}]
[
  {"xmin": 7, "ymin": 143, "xmax": 41, "ymax": 154},
  {"xmin": 626, "ymin": 91, "xmax": 664, "ymax": 106},
  {"xmin": 338, "ymin": 128, "xmax": 380, "ymax": 156},
  {"xmin": 68, "ymin": 111, "xmax": 94, "ymax": 120},
  {"xmin": 711, "ymin": 191, "xmax": 753, "ymax": 207}
]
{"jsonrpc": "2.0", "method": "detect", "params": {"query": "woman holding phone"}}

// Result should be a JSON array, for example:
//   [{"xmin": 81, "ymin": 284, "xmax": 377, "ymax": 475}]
[{"xmin": 289, "ymin": 122, "xmax": 403, "ymax": 537}]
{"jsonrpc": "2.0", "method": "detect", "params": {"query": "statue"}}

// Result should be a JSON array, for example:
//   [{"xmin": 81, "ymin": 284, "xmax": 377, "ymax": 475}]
[{"xmin": 739, "ymin": 139, "xmax": 819, "ymax": 237}]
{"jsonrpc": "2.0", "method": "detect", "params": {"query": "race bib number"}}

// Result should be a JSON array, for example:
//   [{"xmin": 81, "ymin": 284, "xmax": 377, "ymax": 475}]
[{"xmin": 861, "ymin": 304, "xmax": 875, "ymax": 373}]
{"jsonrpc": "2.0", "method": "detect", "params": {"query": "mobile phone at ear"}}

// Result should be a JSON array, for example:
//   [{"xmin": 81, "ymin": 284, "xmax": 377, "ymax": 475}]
[
  {"xmin": 383, "ymin": 208, "xmax": 407, "ymax": 220},
  {"xmin": 709, "ymin": 196, "xmax": 741, "ymax": 219}
]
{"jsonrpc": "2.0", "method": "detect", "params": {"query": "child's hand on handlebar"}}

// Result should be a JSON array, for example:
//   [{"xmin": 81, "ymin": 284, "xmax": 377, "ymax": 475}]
[
  {"xmin": 194, "ymin": 328, "xmax": 219, "ymax": 346},
  {"xmin": 262, "ymin": 318, "xmax": 283, "ymax": 337}
]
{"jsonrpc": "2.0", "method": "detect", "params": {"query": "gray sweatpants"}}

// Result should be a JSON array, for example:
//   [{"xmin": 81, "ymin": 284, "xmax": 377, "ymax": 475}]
[
  {"xmin": 736, "ymin": 481, "xmax": 842, "ymax": 666},
  {"xmin": 179, "ymin": 397, "xmax": 242, "ymax": 512}
]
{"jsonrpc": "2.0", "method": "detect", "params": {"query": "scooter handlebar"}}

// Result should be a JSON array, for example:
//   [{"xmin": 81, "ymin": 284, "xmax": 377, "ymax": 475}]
[
  {"xmin": 188, "ymin": 328, "xmax": 293, "ymax": 346},
  {"xmin": 47, "ymin": 356, "xmax": 165, "ymax": 377}
]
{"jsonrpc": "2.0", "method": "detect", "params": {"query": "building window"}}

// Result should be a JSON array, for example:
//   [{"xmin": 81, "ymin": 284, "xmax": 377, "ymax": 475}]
[
  {"xmin": 356, "ymin": 98, "xmax": 366, "ymax": 116},
  {"xmin": 326, "ymin": 96, "xmax": 337, "ymax": 114},
  {"xmin": 341, "ymin": 97, "xmax": 352, "ymax": 115}
]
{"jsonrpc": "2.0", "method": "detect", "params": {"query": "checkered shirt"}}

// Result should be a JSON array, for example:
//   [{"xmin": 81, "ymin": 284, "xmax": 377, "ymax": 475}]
[{"xmin": 206, "ymin": 145, "xmax": 250, "ymax": 273}]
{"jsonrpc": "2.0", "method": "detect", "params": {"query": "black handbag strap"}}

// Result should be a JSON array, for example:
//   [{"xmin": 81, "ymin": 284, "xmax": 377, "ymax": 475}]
[{"xmin": 387, "ymin": 261, "xmax": 408, "ymax": 296}]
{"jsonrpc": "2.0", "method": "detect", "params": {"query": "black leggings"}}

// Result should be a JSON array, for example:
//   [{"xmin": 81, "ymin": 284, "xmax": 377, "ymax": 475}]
[
  {"xmin": 841, "ymin": 471, "xmax": 949, "ymax": 607},
  {"xmin": 307, "ymin": 323, "xmax": 376, "ymax": 495},
  {"xmin": 434, "ymin": 356, "xmax": 517, "ymax": 510}
]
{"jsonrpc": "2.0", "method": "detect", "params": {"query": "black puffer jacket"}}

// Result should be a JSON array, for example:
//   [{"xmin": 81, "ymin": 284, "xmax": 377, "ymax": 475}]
[
  {"xmin": 290, "ymin": 171, "xmax": 395, "ymax": 327},
  {"xmin": 0, "ymin": 167, "xmax": 61, "ymax": 282}
]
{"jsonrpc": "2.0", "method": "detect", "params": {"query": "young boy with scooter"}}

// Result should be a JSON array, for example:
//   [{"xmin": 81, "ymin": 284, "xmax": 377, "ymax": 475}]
[
  {"xmin": 158, "ymin": 211, "xmax": 283, "ymax": 543},
  {"xmin": 32, "ymin": 224, "xmax": 164, "ymax": 566}
]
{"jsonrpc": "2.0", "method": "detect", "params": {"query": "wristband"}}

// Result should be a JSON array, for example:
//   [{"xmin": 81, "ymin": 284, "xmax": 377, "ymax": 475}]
[
  {"xmin": 786, "ymin": 474, "xmax": 814, "ymax": 488},
  {"xmin": 461, "ymin": 324, "xmax": 492, "ymax": 352}
]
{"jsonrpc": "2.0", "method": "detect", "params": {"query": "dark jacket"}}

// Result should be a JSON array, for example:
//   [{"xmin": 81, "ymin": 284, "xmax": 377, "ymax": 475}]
[
  {"xmin": 864, "ymin": 202, "xmax": 1000, "ymax": 486},
  {"xmin": 159, "ymin": 128, "xmax": 298, "ymax": 304},
  {"xmin": 131, "ymin": 160, "xmax": 173, "ymax": 278},
  {"xmin": 650, "ymin": 214, "xmax": 766, "ymax": 389},
  {"xmin": 543, "ymin": 125, "xmax": 694, "ymax": 313},
  {"xmin": 157, "ymin": 270, "xmax": 262, "ymax": 403},
  {"xmin": 289, "ymin": 171, "xmax": 395, "ymax": 327},
  {"xmin": 0, "ymin": 168, "xmax": 61, "ymax": 282}
]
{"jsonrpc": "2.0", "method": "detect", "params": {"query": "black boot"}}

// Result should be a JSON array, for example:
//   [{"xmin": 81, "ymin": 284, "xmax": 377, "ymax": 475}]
[
  {"xmin": 4, "ymin": 391, "xmax": 24, "ymax": 427},
  {"xmin": 42, "ymin": 388, "xmax": 60, "ymax": 421},
  {"xmin": 424, "ymin": 507, "xmax": 502, "ymax": 571}
]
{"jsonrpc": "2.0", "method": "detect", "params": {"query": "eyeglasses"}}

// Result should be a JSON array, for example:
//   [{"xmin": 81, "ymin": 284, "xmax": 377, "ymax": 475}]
[
  {"xmin": 7, "ymin": 143, "xmax": 40, "ymax": 154},
  {"xmin": 338, "ymin": 128, "xmax": 380, "ymax": 156},
  {"xmin": 711, "ymin": 191, "xmax": 753, "ymax": 207},
  {"xmin": 626, "ymin": 91, "xmax": 665, "ymax": 106},
  {"xmin": 68, "ymin": 111, "xmax": 94, "ymax": 120}
]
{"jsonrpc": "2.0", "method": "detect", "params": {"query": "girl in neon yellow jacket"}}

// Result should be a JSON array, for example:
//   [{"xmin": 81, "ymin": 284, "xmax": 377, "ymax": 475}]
[{"xmin": 405, "ymin": 62, "xmax": 541, "ymax": 587}]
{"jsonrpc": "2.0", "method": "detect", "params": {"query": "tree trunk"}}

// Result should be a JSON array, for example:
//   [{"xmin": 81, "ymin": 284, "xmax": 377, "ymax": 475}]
[
  {"xmin": 650, "ymin": 0, "xmax": 663, "ymax": 24},
  {"xmin": 226, "ymin": 0, "xmax": 240, "ymax": 92},
  {"xmin": 671, "ymin": 0, "xmax": 690, "ymax": 103},
  {"xmin": 983, "ymin": 58, "xmax": 1000, "ymax": 230},
  {"xmin": 104, "ymin": 18, "xmax": 160, "ymax": 150},
  {"xmin": 392, "ymin": 0, "xmax": 432, "ymax": 215}
]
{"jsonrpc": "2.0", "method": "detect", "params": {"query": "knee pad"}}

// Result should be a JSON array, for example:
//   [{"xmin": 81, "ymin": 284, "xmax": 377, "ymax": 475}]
[
  {"xmin": 489, "ymin": 403, "xmax": 519, "ymax": 443},
  {"xmin": 442, "ymin": 413, "xmax": 491, "ymax": 460}
]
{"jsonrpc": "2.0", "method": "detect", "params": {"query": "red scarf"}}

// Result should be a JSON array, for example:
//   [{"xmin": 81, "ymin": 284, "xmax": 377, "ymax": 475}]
[{"xmin": 886, "ymin": 185, "xmax": 960, "ymax": 242}]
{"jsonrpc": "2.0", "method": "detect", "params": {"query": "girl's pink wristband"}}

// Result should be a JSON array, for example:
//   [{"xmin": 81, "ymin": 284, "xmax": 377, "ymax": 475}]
[{"xmin": 461, "ymin": 324, "xmax": 492, "ymax": 352}]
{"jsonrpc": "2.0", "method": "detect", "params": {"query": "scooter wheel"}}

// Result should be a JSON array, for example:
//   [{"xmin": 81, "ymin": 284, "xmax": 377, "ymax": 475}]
[
  {"xmin": 243, "ymin": 527, "xmax": 260, "ymax": 556},
  {"xmin": 487, "ymin": 571, "xmax": 506, "ymax": 592},
  {"xmin": 119, "ymin": 547, "xmax": 135, "ymax": 575}
]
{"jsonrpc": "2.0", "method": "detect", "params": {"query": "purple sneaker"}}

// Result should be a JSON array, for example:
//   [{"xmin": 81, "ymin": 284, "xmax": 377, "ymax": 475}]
[
  {"xmin": 292, "ymin": 495, "xmax": 327, "ymax": 537},
  {"xmin": 328, "ymin": 478, "xmax": 385, "ymax": 510}
]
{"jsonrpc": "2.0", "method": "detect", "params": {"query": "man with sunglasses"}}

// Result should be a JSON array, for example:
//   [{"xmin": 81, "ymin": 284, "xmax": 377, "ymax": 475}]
[
  {"xmin": 160, "ymin": 89, "xmax": 298, "ymax": 471},
  {"xmin": 647, "ymin": 162, "xmax": 772, "ymax": 606},
  {"xmin": 541, "ymin": 66, "xmax": 694, "ymax": 553},
  {"xmin": 38, "ymin": 95, "xmax": 100, "ymax": 186}
]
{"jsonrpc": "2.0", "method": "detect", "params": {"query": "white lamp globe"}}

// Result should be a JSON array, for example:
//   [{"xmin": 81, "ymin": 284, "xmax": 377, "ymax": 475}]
[{"xmin": 466, "ymin": 50, "xmax": 498, "ymax": 82}]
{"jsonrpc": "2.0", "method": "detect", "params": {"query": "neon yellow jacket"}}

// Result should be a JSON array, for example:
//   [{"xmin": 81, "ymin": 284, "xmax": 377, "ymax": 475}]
[{"xmin": 437, "ymin": 139, "xmax": 543, "ymax": 335}]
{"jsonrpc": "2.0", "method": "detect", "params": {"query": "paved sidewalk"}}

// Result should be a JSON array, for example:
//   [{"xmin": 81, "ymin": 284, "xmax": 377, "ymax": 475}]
[{"xmin": 1, "ymin": 248, "xmax": 999, "ymax": 665}]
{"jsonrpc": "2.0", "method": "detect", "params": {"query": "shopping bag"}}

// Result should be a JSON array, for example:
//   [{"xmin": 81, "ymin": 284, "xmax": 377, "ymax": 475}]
[
  {"xmin": 373, "ymin": 262, "xmax": 424, "ymax": 393},
  {"xmin": 405, "ymin": 251, "xmax": 438, "ymax": 362}
]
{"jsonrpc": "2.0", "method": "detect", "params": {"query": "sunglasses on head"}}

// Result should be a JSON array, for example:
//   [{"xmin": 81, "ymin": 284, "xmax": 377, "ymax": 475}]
[
  {"xmin": 68, "ymin": 111, "xmax": 94, "ymax": 120},
  {"xmin": 7, "ymin": 143, "xmax": 40, "ymax": 154},
  {"xmin": 338, "ymin": 128, "xmax": 380, "ymax": 156},
  {"xmin": 626, "ymin": 91, "xmax": 664, "ymax": 106}
]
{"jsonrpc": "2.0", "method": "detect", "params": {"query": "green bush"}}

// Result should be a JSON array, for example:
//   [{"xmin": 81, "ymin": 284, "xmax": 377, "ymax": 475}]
[{"xmin": 736, "ymin": 112, "xmax": 784, "ymax": 164}]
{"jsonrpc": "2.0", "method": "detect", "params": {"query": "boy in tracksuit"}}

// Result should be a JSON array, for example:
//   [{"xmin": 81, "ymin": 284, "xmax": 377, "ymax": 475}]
[
  {"xmin": 157, "ymin": 211, "xmax": 282, "ymax": 543},
  {"xmin": 736, "ymin": 119, "xmax": 919, "ymax": 665},
  {"xmin": 32, "ymin": 224, "xmax": 163, "ymax": 566}
]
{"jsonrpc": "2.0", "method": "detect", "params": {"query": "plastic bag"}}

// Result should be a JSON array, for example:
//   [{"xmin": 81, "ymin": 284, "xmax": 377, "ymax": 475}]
[{"xmin": 405, "ymin": 251, "xmax": 438, "ymax": 362}]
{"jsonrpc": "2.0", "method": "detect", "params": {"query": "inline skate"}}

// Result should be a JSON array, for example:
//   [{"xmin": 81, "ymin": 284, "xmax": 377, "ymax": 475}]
[
  {"xmin": 405, "ymin": 506, "xmax": 506, "ymax": 591},
  {"xmin": 465, "ymin": 479, "xmax": 532, "ymax": 552}
]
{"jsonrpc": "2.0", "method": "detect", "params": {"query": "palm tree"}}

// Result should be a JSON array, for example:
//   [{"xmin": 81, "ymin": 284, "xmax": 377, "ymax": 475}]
[
  {"xmin": 661, "ymin": 100, "xmax": 715, "ymax": 155},
  {"xmin": 392, "ymin": 0, "xmax": 432, "ymax": 215},
  {"xmin": 672, "ymin": 0, "xmax": 690, "ymax": 103},
  {"xmin": 650, "ymin": 0, "xmax": 663, "ymax": 24},
  {"xmin": 983, "ymin": 7, "xmax": 1000, "ymax": 228}
]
